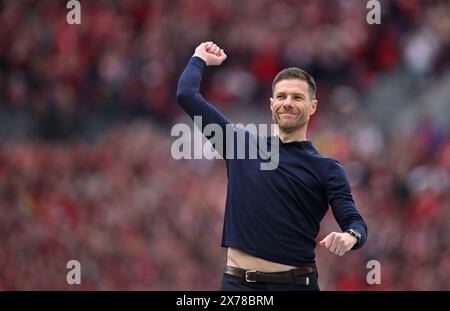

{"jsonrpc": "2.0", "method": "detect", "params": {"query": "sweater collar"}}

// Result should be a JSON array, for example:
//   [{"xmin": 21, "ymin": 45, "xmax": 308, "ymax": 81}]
[{"xmin": 275, "ymin": 137, "xmax": 319, "ymax": 155}]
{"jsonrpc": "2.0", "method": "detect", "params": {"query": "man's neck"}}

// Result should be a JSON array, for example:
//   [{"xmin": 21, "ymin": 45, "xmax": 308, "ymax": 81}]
[{"xmin": 277, "ymin": 126, "xmax": 308, "ymax": 143}]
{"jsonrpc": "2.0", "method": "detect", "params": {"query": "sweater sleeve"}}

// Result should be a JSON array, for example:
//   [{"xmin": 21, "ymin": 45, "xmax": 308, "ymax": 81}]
[
  {"xmin": 176, "ymin": 56, "xmax": 231, "ymax": 129},
  {"xmin": 176, "ymin": 57, "xmax": 234, "ymax": 159},
  {"xmin": 325, "ymin": 160, "xmax": 368, "ymax": 249}
]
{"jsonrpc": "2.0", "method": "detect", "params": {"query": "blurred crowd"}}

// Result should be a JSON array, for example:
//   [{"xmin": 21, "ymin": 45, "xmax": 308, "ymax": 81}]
[
  {"xmin": 0, "ymin": 123, "xmax": 228, "ymax": 290},
  {"xmin": 1, "ymin": 0, "xmax": 450, "ymax": 290},
  {"xmin": 1, "ymin": 0, "xmax": 449, "ymax": 140}
]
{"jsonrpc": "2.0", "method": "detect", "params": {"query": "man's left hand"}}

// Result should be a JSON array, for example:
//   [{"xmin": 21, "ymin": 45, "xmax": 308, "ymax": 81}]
[{"xmin": 319, "ymin": 232, "xmax": 357, "ymax": 256}]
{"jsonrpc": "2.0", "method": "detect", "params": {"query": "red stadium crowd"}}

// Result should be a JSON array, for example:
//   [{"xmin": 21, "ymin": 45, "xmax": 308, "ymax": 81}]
[
  {"xmin": 1, "ymin": 119, "xmax": 450, "ymax": 290},
  {"xmin": 1, "ymin": 0, "xmax": 449, "ymax": 140}
]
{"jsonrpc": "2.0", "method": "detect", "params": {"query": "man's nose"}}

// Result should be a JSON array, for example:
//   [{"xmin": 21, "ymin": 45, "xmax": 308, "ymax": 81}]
[{"xmin": 282, "ymin": 98, "xmax": 294, "ymax": 109}]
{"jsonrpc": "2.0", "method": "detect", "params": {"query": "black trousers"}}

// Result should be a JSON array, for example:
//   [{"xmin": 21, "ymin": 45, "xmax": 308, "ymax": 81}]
[{"xmin": 220, "ymin": 271, "xmax": 320, "ymax": 291}]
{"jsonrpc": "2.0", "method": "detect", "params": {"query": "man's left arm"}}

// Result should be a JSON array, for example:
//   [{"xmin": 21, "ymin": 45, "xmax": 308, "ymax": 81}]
[{"xmin": 319, "ymin": 160, "xmax": 368, "ymax": 256}]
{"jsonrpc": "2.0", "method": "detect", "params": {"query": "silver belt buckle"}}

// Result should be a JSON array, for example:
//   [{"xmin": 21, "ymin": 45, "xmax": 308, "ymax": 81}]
[{"xmin": 245, "ymin": 270, "xmax": 257, "ymax": 282}]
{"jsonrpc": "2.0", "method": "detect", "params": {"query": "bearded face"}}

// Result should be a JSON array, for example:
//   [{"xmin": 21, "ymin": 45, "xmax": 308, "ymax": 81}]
[{"xmin": 270, "ymin": 79, "xmax": 317, "ymax": 133}]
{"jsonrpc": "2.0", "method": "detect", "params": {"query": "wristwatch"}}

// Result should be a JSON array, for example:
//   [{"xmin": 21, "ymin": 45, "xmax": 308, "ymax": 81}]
[{"xmin": 346, "ymin": 229, "xmax": 361, "ymax": 248}]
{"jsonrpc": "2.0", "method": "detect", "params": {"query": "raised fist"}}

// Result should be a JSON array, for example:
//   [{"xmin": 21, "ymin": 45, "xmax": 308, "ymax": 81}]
[{"xmin": 193, "ymin": 41, "xmax": 227, "ymax": 66}]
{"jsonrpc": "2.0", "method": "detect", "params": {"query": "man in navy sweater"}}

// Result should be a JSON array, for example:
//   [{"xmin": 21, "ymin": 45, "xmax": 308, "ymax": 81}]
[{"xmin": 176, "ymin": 41, "xmax": 368, "ymax": 291}]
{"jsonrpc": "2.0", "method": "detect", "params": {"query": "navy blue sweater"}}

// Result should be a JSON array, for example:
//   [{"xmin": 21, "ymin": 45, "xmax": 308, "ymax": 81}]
[{"xmin": 176, "ymin": 57, "xmax": 367, "ymax": 266}]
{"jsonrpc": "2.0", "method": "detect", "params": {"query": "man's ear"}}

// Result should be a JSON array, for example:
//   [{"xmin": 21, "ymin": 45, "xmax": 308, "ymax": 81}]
[
  {"xmin": 310, "ymin": 99, "xmax": 318, "ymax": 116},
  {"xmin": 269, "ymin": 97, "xmax": 274, "ymax": 111}
]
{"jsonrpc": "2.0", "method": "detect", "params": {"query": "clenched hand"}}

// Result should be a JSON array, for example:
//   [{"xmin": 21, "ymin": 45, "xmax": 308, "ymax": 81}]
[
  {"xmin": 193, "ymin": 41, "xmax": 227, "ymax": 66},
  {"xmin": 319, "ymin": 232, "xmax": 357, "ymax": 256}
]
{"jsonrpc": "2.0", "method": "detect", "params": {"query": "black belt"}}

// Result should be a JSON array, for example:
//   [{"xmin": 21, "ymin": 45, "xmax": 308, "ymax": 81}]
[{"xmin": 224, "ymin": 266, "xmax": 316, "ymax": 285}]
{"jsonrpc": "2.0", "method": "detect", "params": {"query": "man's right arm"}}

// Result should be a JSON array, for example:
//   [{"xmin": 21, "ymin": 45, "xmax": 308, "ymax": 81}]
[{"xmin": 176, "ymin": 42, "xmax": 230, "ymax": 130}]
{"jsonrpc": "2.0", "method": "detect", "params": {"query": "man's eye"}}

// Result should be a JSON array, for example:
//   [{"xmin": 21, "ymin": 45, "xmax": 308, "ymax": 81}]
[
  {"xmin": 295, "ymin": 96, "xmax": 303, "ymax": 100},
  {"xmin": 277, "ymin": 96, "xmax": 284, "ymax": 99}
]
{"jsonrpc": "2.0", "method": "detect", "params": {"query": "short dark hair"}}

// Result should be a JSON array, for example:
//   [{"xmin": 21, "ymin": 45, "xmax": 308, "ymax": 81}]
[{"xmin": 272, "ymin": 68, "xmax": 316, "ymax": 100}]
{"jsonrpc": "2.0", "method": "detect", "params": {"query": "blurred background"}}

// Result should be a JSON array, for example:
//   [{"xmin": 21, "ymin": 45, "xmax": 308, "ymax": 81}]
[{"xmin": 1, "ymin": 0, "xmax": 450, "ymax": 290}]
